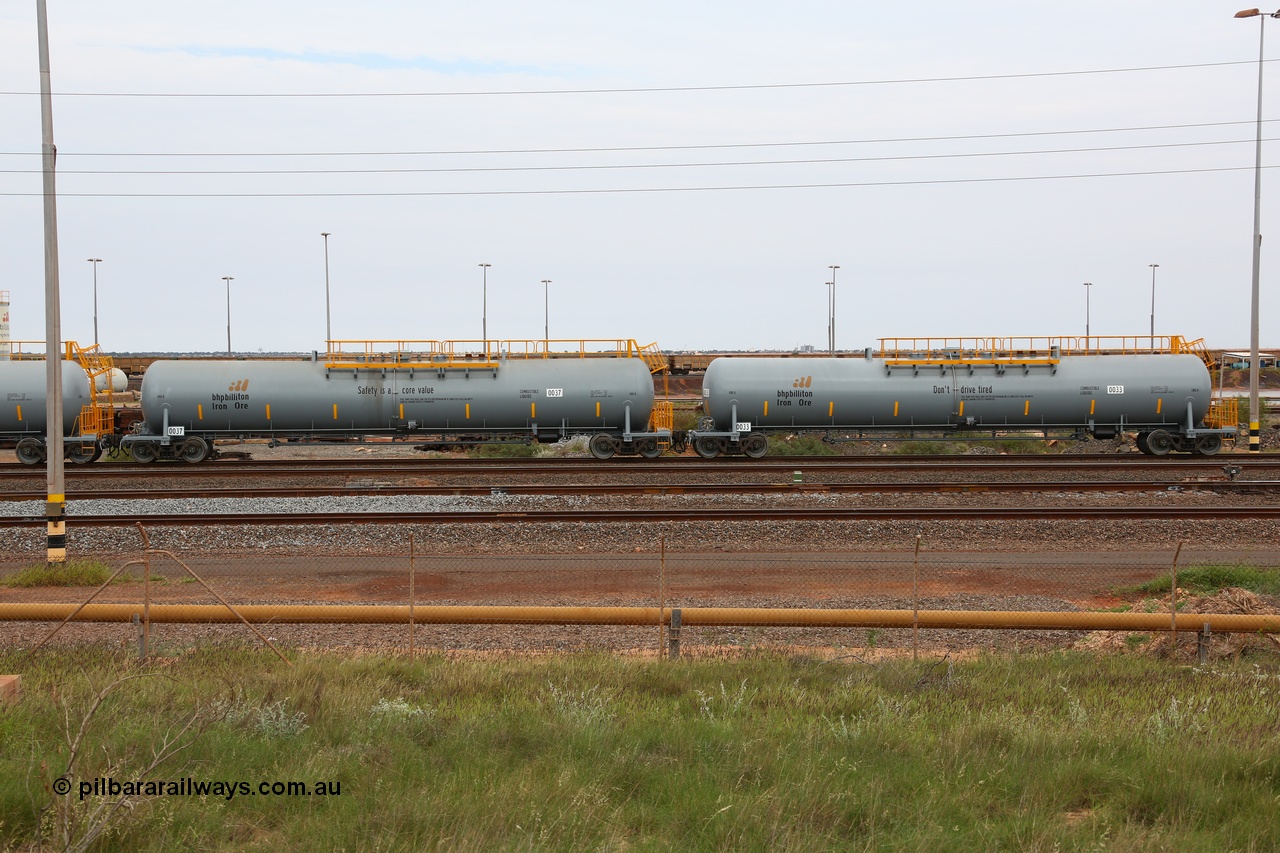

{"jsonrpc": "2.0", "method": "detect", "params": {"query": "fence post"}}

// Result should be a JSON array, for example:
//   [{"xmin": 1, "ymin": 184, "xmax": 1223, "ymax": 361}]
[
  {"xmin": 1169, "ymin": 541, "xmax": 1184, "ymax": 656},
  {"xmin": 668, "ymin": 608, "xmax": 681, "ymax": 660},
  {"xmin": 658, "ymin": 536, "xmax": 666, "ymax": 655},
  {"xmin": 140, "ymin": 524, "xmax": 151, "ymax": 661},
  {"xmin": 912, "ymin": 534, "xmax": 922, "ymax": 662},
  {"xmin": 409, "ymin": 534, "xmax": 416, "ymax": 659},
  {"xmin": 1197, "ymin": 623, "xmax": 1211, "ymax": 664}
]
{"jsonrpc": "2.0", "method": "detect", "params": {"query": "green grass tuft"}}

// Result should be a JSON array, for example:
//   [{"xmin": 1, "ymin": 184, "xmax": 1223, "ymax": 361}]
[
  {"xmin": 1127, "ymin": 563, "xmax": 1280, "ymax": 596},
  {"xmin": 3, "ymin": 558, "xmax": 118, "ymax": 587}
]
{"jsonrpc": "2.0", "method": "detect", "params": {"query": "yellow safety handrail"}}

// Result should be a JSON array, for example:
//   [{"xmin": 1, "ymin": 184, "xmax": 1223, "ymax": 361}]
[
  {"xmin": 324, "ymin": 339, "xmax": 661, "ymax": 371},
  {"xmin": 1, "ymin": 341, "xmax": 49, "ymax": 360},
  {"xmin": 1205, "ymin": 396, "xmax": 1240, "ymax": 432},
  {"xmin": 879, "ymin": 335, "xmax": 1191, "ymax": 365}
]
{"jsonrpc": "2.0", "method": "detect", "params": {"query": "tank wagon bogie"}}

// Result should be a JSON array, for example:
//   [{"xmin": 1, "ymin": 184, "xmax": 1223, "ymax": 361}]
[
  {"xmin": 124, "ymin": 354, "xmax": 667, "ymax": 463},
  {"xmin": 690, "ymin": 350, "xmax": 1237, "ymax": 457}
]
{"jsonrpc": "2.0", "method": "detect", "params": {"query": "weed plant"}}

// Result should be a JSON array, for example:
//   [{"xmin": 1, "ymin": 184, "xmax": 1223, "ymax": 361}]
[
  {"xmin": 468, "ymin": 441, "xmax": 540, "ymax": 459},
  {"xmin": 3, "ymin": 559, "xmax": 117, "ymax": 588},
  {"xmin": 2, "ymin": 647, "xmax": 1279, "ymax": 850},
  {"xmin": 764, "ymin": 434, "xmax": 838, "ymax": 456},
  {"xmin": 1128, "ymin": 563, "xmax": 1280, "ymax": 597}
]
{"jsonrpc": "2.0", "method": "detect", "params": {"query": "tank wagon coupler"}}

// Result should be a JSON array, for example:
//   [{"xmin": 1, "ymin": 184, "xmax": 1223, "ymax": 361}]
[{"xmin": 689, "ymin": 335, "xmax": 1241, "ymax": 458}]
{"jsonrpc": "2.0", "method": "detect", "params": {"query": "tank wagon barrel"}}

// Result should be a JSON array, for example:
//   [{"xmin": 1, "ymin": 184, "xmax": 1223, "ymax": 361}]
[
  {"xmin": 125, "ymin": 339, "xmax": 671, "ymax": 463},
  {"xmin": 689, "ymin": 335, "xmax": 1240, "ymax": 458}
]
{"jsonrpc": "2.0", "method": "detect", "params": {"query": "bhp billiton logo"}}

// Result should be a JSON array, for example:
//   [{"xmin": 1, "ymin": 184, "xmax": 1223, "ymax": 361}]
[
  {"xmin": 228, "ymin": 379, "xmax": 250, "ymax": 392},
  {"xmin": 792, "ymin": 376, "xmax": 812, "ymax": 388}
]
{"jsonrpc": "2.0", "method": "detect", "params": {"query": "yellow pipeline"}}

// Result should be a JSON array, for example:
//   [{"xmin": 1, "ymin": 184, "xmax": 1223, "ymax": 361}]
[
  {"xmin": 0, "ymin": 603, "xmax": 662, "ymax": 625},
  {"xmin": 1, "ymin": 604, "xmax": 1278, "ymax": 634}
]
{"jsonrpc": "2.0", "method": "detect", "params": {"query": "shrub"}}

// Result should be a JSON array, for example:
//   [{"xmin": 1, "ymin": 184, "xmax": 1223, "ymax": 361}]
[
  {"xmin": 468, "ymin": 442, "xmax": 539, "ymax": 459},
  {"xmin": 765, "ymin": 434, "xmax": 838, "ymax": 456}
]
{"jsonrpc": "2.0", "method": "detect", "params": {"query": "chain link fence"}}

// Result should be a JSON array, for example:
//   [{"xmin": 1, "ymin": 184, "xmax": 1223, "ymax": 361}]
[{"xmin": 2, "ymin": 529, "xmax": 1277, "ymax": 656}]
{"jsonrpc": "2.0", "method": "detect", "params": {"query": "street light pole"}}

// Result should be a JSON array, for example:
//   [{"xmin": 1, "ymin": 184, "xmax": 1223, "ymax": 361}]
[
  {"xmin": 1083, "ymin": 282, "xmax": 1093, "ymax": 344},
  {"xmin": 823, "ymin": 281, "xmax": 834, "ymax": 354},
  {"xmin": 479, "ymin": 263, "xmax": 491, "ymax": 352},
  {"xmin": 541, "ymin": 280, "xmax": 551, "ymax": 343},
  {"xmin": 87, "ymin": 258, "xmax": 101, "ymax": 348},
  {"xmin": 828, "ymin": 265, "xmax": 840, "ymax": 354},
  {"xmin": 1148, "ymin": 264, "xmax": 1159, "ymax": 348},
  {"xmin": 222, "ymin": 276, "xmax": 234, "ymax": 355},
  {"xmin": 1236, "ymin": 8, "xmax": 1278, "ymax": 453},
  {"xmin": 321, "ymin": 232, "xmax": 331, "ymax": 348},
  {"xmin": 37, "ymin": 0, "xmax": 66, "ymax": 565}
]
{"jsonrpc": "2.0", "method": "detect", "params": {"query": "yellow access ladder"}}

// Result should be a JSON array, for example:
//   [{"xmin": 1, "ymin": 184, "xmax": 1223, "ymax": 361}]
[
  {"xmin": 1172, "ymin": 337, "xmax": 1240, "ymax": 433},
  {"xmin": 64, "ymin": 341, "xmax": 116, "ymax": 438}
]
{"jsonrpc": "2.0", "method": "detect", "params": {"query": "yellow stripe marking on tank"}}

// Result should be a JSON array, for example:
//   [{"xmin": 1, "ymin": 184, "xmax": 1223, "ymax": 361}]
[
  {"xmin": 894, "ymin": 401, "xmax": 899, "ymax": 417},
  {"xmin": 266, "ymin": 404, "xmax": 272, "ymax": 420},
  {"xmin": 828, "ymin": 401, "xmax": 834, "ymax": 417},
  {"xmin": 465, "ymin": 403, "xmax": 471, "ymax": 419},
  {"xmin": 399, "ymin": 403, "xmax": 404, "ymax": 419},
  {"xmin": 1089, "ymin": 399, "xmax": 1095, "ymax": 416},
  {"xmin": 1024, "ymin": 400, "xmax": 1030, "ymax": 416},
  {"xmin": 197, "ymin": 404, "xmax": 203, "ymax": 420},
  {"xmin": 333, "ymin": 404, "xmax": 339, "ymax": 420},
  {"xmin": 1156, "ymin": 398, "xmax": 1163, "ymax": 415},
  {"xmin": 531, "ymin": 402, "xmax": 536, "ymax": 418},
  {"xmin": 763, "ymin": 401, "xmax": 769, "ymax": 417},
  {"xmin": 957, "ymin": 401, "xmax": 965, "ymax": 417},
  {"xmin": 15, "ymin": 405, "xmax": 21, "ymax": 421},
  {"xmin": 595, "ymin": 401, "xmax": 600, "ymax": 417}
]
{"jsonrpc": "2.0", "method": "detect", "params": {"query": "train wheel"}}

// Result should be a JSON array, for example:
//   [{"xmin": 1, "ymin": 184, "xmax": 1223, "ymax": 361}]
[
  {"xmin": 638, "ymin": 439, "xmax": 662, "ymax": 459},
  {"xmin": 589, "ymin": 433, "xmax": 617, "ymax": 460},
  {"xmin": 180, "ymin": 436, "xmax": 210, "ymax": 463},
  {"xmin": 1135, "ymin": 432, "xmax": 1151, "ymax": 454},
  {"xmin": 15, "ymin": 438, "xmax": 45, "ymax": 466},
  {"xmin": 741, "ymin": 433, "xmax": 768, "ymax": 458},
  {"xmin": 1146, "ymin": 429, "xmax": 1173, "ymax": 456},
  {"xmin": 1195, "ymin": 434, "xmax": 1223, "ymax": 456},
  {"xmin": 66, "ymin": 444, "xmax": 98, "ymax": 464},
  {"xmin": 130, "ymin": 441, "xmax": 159, "ymax": 464},
  {"xmin": 693, "ymin": 436, "xmax": 722, "ymax": 458}
]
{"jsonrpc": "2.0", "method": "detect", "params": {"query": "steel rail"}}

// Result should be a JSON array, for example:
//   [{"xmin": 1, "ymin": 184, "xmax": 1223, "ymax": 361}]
[
  {"xmin": 3, "ymin": 505, "xmax": 1280, "ymax": 527},
  {"xmin": 0, "ymin": 479, "xmax": 1270, "ymax": 502},
  {"xmin": 0, "ymin": 454, "xmax": 1271, "ymax": 480}
]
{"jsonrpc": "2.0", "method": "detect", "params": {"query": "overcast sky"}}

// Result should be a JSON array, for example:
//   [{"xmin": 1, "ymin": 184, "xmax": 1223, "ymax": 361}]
[{"xmin": 2, "ymin": 2, "xmax": 1279, "ymax": 355}]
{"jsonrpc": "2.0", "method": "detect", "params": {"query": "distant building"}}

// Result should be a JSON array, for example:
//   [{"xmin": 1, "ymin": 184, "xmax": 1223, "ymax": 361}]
[{"xmin": 1222, "ymin": 352, "xmax": 1279, "ymax": 369}]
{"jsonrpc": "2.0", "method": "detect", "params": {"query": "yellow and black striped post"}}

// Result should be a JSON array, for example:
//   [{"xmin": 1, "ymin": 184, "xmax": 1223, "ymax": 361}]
[{"xmin": 46, "ymin": 494, "xmax": 66, "ymax": 564}]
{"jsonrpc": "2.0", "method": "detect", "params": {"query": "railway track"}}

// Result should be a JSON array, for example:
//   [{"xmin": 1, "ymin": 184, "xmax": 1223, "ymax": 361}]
[
  {"xmin": 2, "ymin": 505, "xmax": 1278, "ymax": 527},
  {"xmin": 0, "ymin": 479, "xmax": 1273, "ymax": 501},
  {"xmin": 0, "ymin": 454, "xmax": 1270, "ymax": 481}
]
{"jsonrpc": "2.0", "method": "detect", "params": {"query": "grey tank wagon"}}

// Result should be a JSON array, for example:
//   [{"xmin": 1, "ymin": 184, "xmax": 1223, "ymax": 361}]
[
  {"xmin": 128, "ymin": 354, "xmax": 666, "ymax": 463},
  {"xmin": 689, "ymin": 349, "xmax": 1237, "ymax": 458},
  {"xmin": 0, "ymin": 360, "xmax": 102, "ymax": 464}
]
